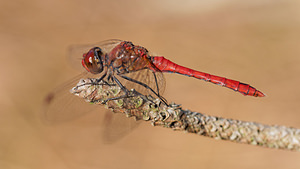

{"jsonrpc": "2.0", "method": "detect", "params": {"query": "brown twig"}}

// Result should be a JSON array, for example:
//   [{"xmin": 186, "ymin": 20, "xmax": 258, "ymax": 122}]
[{"xmin": 71, "ymin": 78, "xmax": 300, "ymax": 151}]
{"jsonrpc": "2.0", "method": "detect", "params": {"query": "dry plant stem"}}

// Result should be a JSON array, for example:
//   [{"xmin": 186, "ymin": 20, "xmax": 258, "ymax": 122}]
[{"xmin": 71, "ymin": 78, "xmax": 300, "ymax": 151}]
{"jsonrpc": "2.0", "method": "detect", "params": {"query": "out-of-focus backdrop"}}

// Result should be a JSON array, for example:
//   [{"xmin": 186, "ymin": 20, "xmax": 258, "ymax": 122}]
[{"xmin": 1, "ymin": 0, "xmax": 300, "ymax": 168}]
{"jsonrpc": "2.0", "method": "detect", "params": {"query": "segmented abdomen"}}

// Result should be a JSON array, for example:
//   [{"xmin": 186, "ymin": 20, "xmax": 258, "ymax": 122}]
[{"xmin": 151, "ymin": 56, "xmax": 265, "ymax": 97}]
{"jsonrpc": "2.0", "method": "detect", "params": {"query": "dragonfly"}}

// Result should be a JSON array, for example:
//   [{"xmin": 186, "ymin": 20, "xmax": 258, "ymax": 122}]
[
  {"xmin": 44, "ymin": 39, "xmax": 264, "ymax": 123},
  {"xmin": 81, "ymin": 39, "xmax": 264, "ymax": 104}
]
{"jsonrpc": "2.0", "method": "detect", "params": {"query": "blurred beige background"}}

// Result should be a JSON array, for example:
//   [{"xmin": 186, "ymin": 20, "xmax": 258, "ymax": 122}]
[{"xmin": 1, "ymin": 0, "xmax": 300, "ymax": 168}]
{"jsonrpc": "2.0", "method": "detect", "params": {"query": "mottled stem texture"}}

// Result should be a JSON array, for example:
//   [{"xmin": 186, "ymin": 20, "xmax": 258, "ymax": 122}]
[{"xmin": 71, "ymin": 78, "xmax": 300, "ymax": 151}]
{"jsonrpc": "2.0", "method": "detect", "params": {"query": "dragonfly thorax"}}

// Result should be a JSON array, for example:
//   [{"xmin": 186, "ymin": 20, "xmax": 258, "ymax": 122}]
[{"xmin": 109, "ymin": 41, "xmax": 151, "ymax": 74}]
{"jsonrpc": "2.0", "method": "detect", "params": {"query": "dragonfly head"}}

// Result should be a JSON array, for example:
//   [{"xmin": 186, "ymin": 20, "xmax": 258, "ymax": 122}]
[{"xmin": 82, "ymin": 47, "xmax": 104, "ymax": 74}]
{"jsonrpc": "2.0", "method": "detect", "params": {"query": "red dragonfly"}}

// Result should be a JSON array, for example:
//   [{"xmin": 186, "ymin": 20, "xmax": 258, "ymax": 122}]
[
  {"xmin": 81, "ymin": 40, "xmax": 264, "ymax": 104},
  {"xmin": 44, "ymin": 39, "xmax": 264, "ymax": 122}
]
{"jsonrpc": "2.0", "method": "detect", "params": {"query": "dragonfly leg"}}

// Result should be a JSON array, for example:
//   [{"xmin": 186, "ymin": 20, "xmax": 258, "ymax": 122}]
[
  {"xmin": 100, "ymin": 75, "xmax": 146, "ymax": 104},
  {"xmin": 152, "ymin": 72, "xmax": 160, "ymax": 96},
  {"xmin": 96, "ymin": 71, "xmax": 107, "ymax": 83},
  {"xmin": 112, "ymin": 75, "xmax": 130, "ymax": 93},
  {"xmin": 94, "ymin": 70, "xmax": 116, "ymax": 86},
  {"xmin": 118, "ymin": 74, "xmax": 168, "ymax": 105},
  {"xmin": 100, "ymin": 75, "xmax": 129, "ymax": 103}
]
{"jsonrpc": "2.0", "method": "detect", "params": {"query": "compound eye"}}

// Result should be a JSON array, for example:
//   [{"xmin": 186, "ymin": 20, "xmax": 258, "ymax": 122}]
[{"xmin": 82, "ymin": 47, "xmax": 103, "ymax": 74}]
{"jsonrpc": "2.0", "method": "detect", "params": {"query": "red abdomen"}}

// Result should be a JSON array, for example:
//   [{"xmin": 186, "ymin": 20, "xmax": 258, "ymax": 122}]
[{"xmin": 151, "ymin": 56, "xmax": 265, "ymax": 97}]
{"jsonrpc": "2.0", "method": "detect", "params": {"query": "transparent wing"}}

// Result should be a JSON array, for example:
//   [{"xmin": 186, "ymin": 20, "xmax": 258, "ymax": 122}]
[
  {"xmin": 43, "ymin": 72, "xmax": 140, "ymax": 143},
  {"xmin": 68, "ymin": 39, "xmax": 123, "ymax": 70},
  {"xmin": 42, "ymin": 72, "xmax": 101, "ymax": 124},
  {"xmin": 101, "ymin": 111, "xmax": 140, "ymax": 144},
  {"xmin": 117, "ymin": 69, "xmax": 166, "ymax": 99}
]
